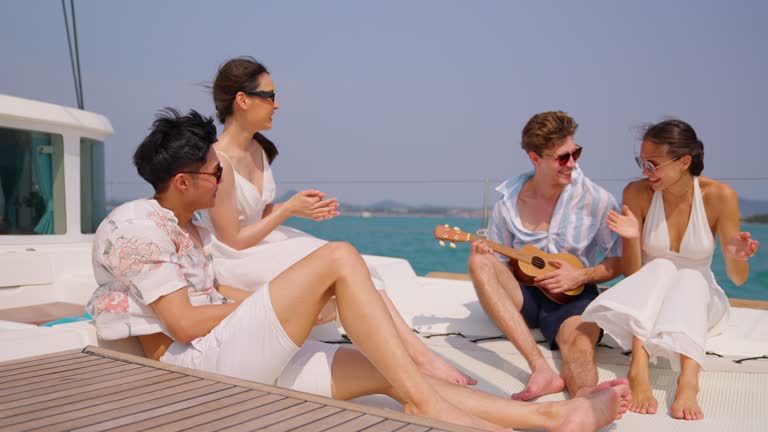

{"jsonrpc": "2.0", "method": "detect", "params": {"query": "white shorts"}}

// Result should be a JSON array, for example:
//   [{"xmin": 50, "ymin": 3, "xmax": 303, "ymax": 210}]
[{"xmin": 161, "ymin": 285, "xmax": 339, "ymax": 396}]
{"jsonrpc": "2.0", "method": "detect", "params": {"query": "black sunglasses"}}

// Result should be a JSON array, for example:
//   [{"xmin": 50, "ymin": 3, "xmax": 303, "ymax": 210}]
[
  {"xmin": 243, "ymin": 89, "xmax": 276, "ymax": 102},
  {"xmin": 177, "ymin": 165, "xmax": 223, "ymax": 184},
  {"xmin": 541, "ymin": 146, "xmax": 583, "ymax": 166}
]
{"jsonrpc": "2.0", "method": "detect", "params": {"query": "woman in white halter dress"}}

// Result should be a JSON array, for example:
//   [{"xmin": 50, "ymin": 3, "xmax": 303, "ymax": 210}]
[
  {"xmin": 204, "ymin": 57, "xmax": 477, "ymax": 387},
  {"xmin": 582, "ymin": 119, "xmax": 759, "ymax": 421},
  {"xmin": 204, "ymin": 148, "xmax": 329, "ymax": 289}
]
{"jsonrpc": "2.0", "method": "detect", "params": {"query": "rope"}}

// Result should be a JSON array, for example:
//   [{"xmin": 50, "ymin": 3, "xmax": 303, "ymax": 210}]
[
  {"xmin": 61, "ymin": 0, "xmax": 81, "ymax": 109},
  {"xmin": 733, "ymin": 354, "xmax": 768, "ymax": 364},
  {"xmin": 106, "ymin": 176, "xmax": 768, "ymax": 186},
  {"xmin": 70, "ymin": 0, "xmax": 85, "ymax": 109}
]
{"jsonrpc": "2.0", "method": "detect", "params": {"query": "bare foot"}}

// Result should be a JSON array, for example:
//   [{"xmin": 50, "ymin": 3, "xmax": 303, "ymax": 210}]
[
  {"xmin": 405, "ymin": 397, "xmax": 513, "ymax": 432},
  {"xmin": 671, "ymin": 378, "xmax": 703, "ymax": 420},
  {"xmin": 414, "ymin": 351, "xmax": 478, "ymax": 386},
  {"xmin": 546, "ymin": 383, "xmax": 629, "ymax": 432},
  {"xmin": 628, "ymin": 371, "xmax": 657, "ymax": 414},
  {"xmin": 511, "ymin": 366, "xmax": 565, "ymax": 400},
  {"xmin": 574, "ymin": 378, "xmax": 632, "ymax": 418}
]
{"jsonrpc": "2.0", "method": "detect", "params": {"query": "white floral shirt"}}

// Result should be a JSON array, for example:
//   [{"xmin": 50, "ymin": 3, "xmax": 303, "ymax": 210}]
[{"xmin": 87, "ymin": 199, "xmax": 225, "ymax": 341}]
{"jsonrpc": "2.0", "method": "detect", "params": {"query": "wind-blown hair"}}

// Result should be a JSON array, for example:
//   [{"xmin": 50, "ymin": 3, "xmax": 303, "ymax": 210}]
[
  {"xmin": 643, "ymin": 119, "xmax": 704, "ymax": 176},
  {"xmin": 213, "ymin": 56, "xmax": 278, "ymax": 164},
  {"xmin": 133, "ymin": 108, "xmax": 217, "ymax": 192}
]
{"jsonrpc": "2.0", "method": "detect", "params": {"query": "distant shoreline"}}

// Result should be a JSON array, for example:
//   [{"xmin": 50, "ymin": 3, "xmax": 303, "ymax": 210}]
[
  {"xmin": 107, "ymin": 200, "xmax": 768, "ymax": 223},
  {"xmin": 340, "ymin": 210, "xmax": 485, "ymax": 219},
  {"xmin": 340, "ymin": 211, "xmax": 768, "ymax": 222},
  {"xmin": 742, "ymin": 214, "xmax": 768, "ymax": 224}
]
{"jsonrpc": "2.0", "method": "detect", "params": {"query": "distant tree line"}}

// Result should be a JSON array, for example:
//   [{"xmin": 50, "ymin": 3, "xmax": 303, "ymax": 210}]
[{"xmin": 743, "ymin": 213, "xmax": 768, "ymax": 223}]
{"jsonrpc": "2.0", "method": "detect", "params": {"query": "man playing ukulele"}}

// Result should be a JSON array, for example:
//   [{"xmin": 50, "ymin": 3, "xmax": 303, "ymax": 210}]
[{"xmin": 469, "ymin": 111, "xmax": 622, "ymax": 400}]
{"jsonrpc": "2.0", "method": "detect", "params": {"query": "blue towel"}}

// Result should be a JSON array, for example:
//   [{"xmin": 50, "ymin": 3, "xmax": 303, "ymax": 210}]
[{"xmin": 40, "ymin": 313, "xmax": 93, "ymax": 327}]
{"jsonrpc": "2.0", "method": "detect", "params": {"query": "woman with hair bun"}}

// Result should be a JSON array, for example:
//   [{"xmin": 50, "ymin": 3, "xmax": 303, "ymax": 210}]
[
  {"xmin": 204, "ymin": 56, "xmax": 476, "ymax": 386},
  {"xmin": 583, "ymin": 119, "xmax": 760, "ymax": 420}
]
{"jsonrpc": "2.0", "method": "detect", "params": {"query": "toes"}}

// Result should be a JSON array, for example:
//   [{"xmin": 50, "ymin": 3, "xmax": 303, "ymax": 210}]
[
  {"xmin": 672, "ymin": 402, "xmax": 702, "ymax": 420},
  {"xmin": 629, "ymin": 401, "xmax": 657, "ymax": 415},
  {"xmin": 510, "ymin": 390, "xmax": 535, "ymax": 401},
  {"xmin": 684, "ymin": 408, "xmax": 703, "ymax": 421}
]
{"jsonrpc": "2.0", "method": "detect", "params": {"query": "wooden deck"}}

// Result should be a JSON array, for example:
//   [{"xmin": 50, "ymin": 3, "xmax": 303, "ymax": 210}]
[{"xmin": 0, "ymin": 346, "xmax": 475, "ymax": 432}]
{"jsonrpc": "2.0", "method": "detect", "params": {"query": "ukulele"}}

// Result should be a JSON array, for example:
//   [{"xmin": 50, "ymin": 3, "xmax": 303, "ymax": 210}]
[{"xmin": 433, "ymin": 225, "xmax": 585, "ymax": 304}]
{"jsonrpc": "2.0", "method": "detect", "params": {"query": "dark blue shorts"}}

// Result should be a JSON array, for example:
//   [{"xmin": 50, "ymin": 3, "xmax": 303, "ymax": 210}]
[{"xmin": 519, "ymin": 283, "xmax": 601, "ymax": 350}]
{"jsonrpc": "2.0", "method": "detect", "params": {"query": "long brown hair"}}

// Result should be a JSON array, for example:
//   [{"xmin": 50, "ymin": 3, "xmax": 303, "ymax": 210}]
[{"xmin": 213, "ymin": 56, "xmax": 278, "ymax": 163}]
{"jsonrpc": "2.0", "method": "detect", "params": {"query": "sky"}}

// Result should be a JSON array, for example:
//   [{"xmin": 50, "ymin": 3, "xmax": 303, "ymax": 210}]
[{"xmin": 2, "ymin": 1, "xmax": 767, "ymax": 208}]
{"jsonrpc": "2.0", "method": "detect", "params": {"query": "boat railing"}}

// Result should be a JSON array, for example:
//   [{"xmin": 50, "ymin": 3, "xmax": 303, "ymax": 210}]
[
  {"xmin": 277, "ymin": 175, "xmax": 768, "ymax": 236},
  {"xmin": 105, "ymin": 175, "xmax": 768, "ymax": 238}
]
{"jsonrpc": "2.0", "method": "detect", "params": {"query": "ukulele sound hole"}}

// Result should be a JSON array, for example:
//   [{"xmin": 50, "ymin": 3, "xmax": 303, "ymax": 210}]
[{"xmin": 531, "ymin": 256, "xmax": 546, "ymax": 269}]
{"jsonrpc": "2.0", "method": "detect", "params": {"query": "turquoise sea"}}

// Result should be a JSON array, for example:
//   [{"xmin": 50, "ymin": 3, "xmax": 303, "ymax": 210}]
[{"xmin": 284, "ymin": 216, "xmax": 768, "ymax": 301}]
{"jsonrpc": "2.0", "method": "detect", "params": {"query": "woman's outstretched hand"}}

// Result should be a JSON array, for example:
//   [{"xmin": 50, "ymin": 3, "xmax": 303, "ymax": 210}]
[
  {"xmin": 606, "ymin": 205, "xmax": 640, "ymax": 239},
  {"xmin": 286, "ymin": 190, "xmax": 340, "ymax": 221},
  {"xmin": 725, "ymin": 232, "xmax": 759, "ymax": 260}
]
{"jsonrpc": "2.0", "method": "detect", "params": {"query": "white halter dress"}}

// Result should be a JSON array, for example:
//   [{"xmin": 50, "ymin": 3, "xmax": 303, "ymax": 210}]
[
  {"xmin": 203, "ymin": 151, "xmax": 386, "ymax": 292},
  {"xmin": 582, "ymin": 177, "xmax": 729, "ymax": 369},
  {"xmin": 202, "ymin": 151, "xmax": 328, "ymax": 289}
]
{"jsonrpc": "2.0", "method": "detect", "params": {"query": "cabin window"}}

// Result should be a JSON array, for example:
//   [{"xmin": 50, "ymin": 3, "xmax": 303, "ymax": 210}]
[
  {"xmin": 80, "ymin": 138, "xmax": 106, "ymax": 233},
  {"xmin": 0, "ymin": 127, "xmax": 66, "ymax": 235}
]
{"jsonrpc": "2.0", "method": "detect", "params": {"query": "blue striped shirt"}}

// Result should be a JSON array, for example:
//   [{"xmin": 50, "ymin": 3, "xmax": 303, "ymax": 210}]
[{"xmin": 487, "ymin": 167, "xmax": 621, "ymax": 267}]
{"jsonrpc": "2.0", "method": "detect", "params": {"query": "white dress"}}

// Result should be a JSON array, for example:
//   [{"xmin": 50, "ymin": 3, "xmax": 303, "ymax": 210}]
[
  {"xmin": 582, "ymin": 177, "xmax": 729, "ymax": 369},
  {"xmin": 202, "ymin": 151, "xmax": 328, "ymax": 289},
  {"xmin": 202, "ymin": 151, "xmax": 385, "ymax": 291}
]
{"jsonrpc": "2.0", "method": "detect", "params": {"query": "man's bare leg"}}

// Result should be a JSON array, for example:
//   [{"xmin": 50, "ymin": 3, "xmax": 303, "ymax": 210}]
[
  {"xmin": 627, "ymin": 337, "xmax": 658, "ymax": 414},
  {"xmin": 379, "ymin": 291, "xmax": 477, "ymax": 386},
  {"xmin": 319, "ymin": 291, "xmax": 475, "ymax": 386},
  {"xmin": 330, "ymin": 347, "xmax": 630, "ymax": 431},
  {"xmin": 269, "ymin": 242, "xmax": 504, "ymax": 431},
  {"xmin": 469, "ymin": 253, "xmax": 564, "ymax": 400},
  {"xmin": 557, "ymin": 316, "xmax": 600, "ymax": 397},
  {"xmin": 671, "ymin": 355, "xmax": 703, "ymax": 420}
]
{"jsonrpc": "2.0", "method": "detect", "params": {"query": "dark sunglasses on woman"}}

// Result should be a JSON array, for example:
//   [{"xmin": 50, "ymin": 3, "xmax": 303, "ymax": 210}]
[{"xmin": 243, "ymin": 89, "xmax": 276, "ymax": 102}]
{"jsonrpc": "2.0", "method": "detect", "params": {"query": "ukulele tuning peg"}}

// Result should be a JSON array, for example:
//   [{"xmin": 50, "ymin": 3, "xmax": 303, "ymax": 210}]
[
  {"xmin": 443, "ymin": 224, "xmax": 449, "ymax": 228},
  {"xmin": 438, "ymin": 240, "xmax": 445, "ymax": 247},
  {"xmin": 449, "ymin": 242, "xmax": 456, "ymax": 248},
  {"xmin": 453, "ymin": 226, "xmax": 460, "ymax": 230}
]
